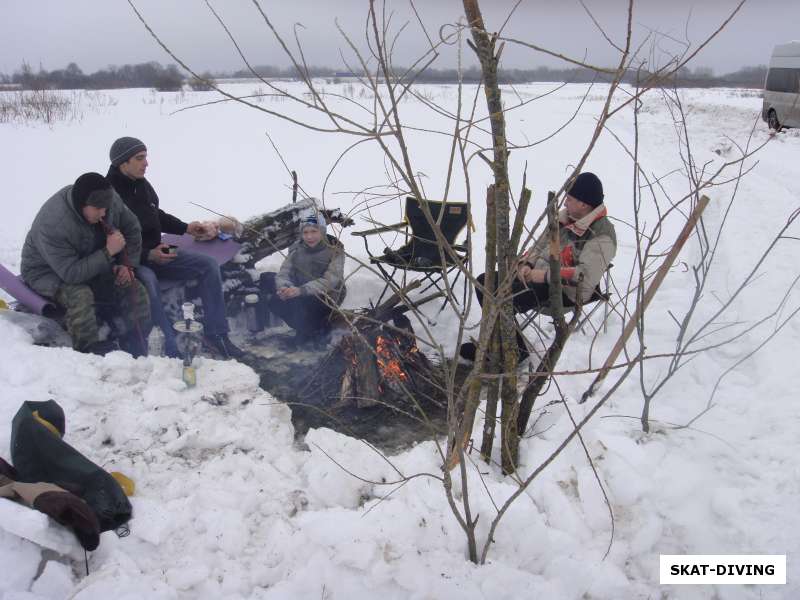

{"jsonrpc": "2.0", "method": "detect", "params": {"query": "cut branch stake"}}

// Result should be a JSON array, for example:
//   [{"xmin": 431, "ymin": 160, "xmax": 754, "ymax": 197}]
[{"xmin": 580, "ymin": 195, "xmax": 711, "ymax": 403}]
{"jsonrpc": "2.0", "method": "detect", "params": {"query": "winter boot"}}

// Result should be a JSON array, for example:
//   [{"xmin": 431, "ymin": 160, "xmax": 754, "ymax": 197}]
[
  {"xmin": 203, "ymin": 334, "xmax": 244, "ymax": 360},
  {"xmin": 119, "ymin": 331, "xmax": 148, "ymax": 358},
  {"xmin": 84, "ymin": 339, "xmax": 119, "ymax": 356}
]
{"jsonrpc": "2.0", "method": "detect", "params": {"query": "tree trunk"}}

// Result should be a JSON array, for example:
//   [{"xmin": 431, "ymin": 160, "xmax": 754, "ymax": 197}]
[
  {"xmin": 449, "ymin": 186, "xmax": 497, "ymax": 468},
  {"xmin": 480, "ymin": 326, "xmax": 500, "ymax": 462},
  {"xmin": 517, "ymin": 193, "xmax": 571, "ymax": 436},
  {"xmin": 479, "ymin": 190, "xmax": 499, "ymax": 462},
  {"xmin": 462, "ymin": 0, "xmax": 520, "ymax": 474}
]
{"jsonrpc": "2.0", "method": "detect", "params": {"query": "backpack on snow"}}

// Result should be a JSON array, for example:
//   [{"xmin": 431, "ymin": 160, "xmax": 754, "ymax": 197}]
[{"xmin": 10, "ymin": 400, "xmax": 132, "ymax": 533}]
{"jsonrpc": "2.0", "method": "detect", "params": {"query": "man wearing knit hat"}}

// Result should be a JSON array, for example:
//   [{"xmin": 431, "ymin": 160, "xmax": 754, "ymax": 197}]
[
  {"xmin": 21, "ymin": 172, "xmax": 151, "ymax": 356},
  {"xmin": 107, "ymin": 136, "xmax": 242, "ymax": 359},
  {"xmin": 460, "ymin": 172, "xmax": 616, "ymax": 362}
]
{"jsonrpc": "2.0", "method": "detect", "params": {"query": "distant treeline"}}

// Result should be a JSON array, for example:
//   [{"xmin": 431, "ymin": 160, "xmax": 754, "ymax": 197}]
[
  {"xmin": 400, "ymin": 64, "xmax": 768, "ymax": 89},
  {"xmin": 1, "ymin": 61, "xmax": 187, "ymax": 91},
  {"xmin": 0, "ymin": 61, "xmax": 768, "ymax": 91}
]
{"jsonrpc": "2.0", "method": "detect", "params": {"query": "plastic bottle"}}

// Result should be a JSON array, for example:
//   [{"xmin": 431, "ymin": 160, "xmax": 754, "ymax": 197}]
[{"xmin": 147, "ymin": 328, "xmax": 164, "ymax": 357}]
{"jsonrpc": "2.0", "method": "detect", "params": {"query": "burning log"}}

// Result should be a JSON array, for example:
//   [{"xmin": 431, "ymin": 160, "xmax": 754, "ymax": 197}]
[
  {"xmin": 303, "ymin": 282, "xmax": 446, "ymax": 415},
  {"xmin": 329, "ymin": 312, "xmax": 440, "ymax": 412}
]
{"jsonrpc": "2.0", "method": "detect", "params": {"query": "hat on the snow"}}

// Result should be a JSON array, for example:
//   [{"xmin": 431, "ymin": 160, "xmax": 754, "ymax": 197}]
[
  {"xmin": 568, "ymin": 172, "xmax": 604, "ymax": 208},
  {"xmin": 72, "ymin": 172, "xmax": 114, "ymax": 210},
  {"xmin": 109, "ymin": 137, "xmax": 147, "ymax": 167},
  {"xmin": 299, "ymin": 212, "xmax": 327, "ymax": 237}
]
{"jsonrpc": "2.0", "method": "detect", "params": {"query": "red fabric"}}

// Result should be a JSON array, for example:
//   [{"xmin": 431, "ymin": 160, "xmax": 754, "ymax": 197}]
[
  {"xmin": 560, "ymin": 267, "xmax": 577, "ymax": 280},
  {"xmin": 560, "ymin": 244, "xmax": 575, "ymax": 266}
]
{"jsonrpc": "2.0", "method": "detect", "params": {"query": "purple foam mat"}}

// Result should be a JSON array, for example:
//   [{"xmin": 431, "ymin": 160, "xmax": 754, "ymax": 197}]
[
  {"xmin": 0, "ymin": 263, "xmax": 57, "ymax": 317},
  {"xmin": 161, "ymin": 233, "xmax": 242, "ymax": 266}
]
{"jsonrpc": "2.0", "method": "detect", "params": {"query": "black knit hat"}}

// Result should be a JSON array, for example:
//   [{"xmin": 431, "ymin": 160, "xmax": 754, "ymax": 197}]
[
  {"xmin": 568, "ymin": 172, "xmax": 604, "ymax": 208},
  {"xmin": 72, "ymin": 173, "xmax": 113, "ymax": 209},
  {"xmin": 109, "ymin": 136, "xmax": 147, "ymax": 167}
]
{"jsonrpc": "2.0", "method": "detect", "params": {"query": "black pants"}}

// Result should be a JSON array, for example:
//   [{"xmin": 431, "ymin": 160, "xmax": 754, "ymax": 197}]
[
  {"xmin": 475, "ymin": 272, "xmax": 574, "ymax": 313},
  {"xmin": 474, "ymin": 272, "xmax": 575, "ymax": 355},
  {"xmin": 260, "ymin": 272, "xmax": 332, "ymax": 337}
]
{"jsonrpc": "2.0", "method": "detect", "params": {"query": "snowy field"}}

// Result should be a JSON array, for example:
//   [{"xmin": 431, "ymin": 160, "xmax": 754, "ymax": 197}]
[{"xmin": 0, "ymin": 81, "xmax": 798, "ymax": 599}]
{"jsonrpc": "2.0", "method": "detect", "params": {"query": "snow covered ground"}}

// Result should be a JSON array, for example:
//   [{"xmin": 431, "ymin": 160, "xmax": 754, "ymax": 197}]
[{"xmin": 1, "ymin": 81, "xmax": 798, "ymax": 599}]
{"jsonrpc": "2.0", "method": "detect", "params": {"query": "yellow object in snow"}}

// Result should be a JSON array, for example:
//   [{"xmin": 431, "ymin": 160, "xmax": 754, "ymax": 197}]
[
  {"xmin": 32, "ymin": 411, "xmax": 62, "ymax": 437},
  {"xmin": 182, "ymin": 365, "xmax": 196, "ymax": 388},
  {"xmin": 111, "ymin": 472, "xmax": 135, "ymax": 497},
  {"xmin": 0, "ymin": 299, "xmax": 8, "ymax": 310}
]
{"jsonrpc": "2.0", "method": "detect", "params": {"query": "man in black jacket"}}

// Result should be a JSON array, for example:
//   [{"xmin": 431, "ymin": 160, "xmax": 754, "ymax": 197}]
[{"xmin": 107, "ymin": 137, "xmax": 242, "ymax": 359}]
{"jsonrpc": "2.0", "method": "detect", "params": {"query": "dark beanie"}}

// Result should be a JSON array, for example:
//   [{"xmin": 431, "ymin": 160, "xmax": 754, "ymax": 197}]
[
  {"xmin": 568, "ymin": 172, "xmax": 604, "ymax": 208},
  {"xmin": 72, "ymin": 172, "xmax": 113, "ymax": 210},
  {"xmin": 109, "ymin": 136, "xmax": 147, "ymax": 167}
]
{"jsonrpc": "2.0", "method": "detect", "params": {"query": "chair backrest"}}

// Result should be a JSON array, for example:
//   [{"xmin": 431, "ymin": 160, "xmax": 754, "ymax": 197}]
[{"xmin": 404, "ymin": 197, "xmax": 468, "ymax": 259}]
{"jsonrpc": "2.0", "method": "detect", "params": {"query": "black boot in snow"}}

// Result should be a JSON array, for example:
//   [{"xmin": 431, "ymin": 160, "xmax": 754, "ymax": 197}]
[{"xmin": 203, "ymin": 334, "xmax": 245, "ymax": 360}]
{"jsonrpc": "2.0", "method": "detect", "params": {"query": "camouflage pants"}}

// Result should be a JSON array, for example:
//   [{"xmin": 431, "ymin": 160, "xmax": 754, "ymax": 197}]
[{"xmin": 55, "ymin": 277, "xmax": 151, "ymax": 351}]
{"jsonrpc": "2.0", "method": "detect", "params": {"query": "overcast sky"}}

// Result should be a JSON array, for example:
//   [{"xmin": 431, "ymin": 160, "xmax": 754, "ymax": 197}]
[{"xmin": 1, "ymin": 1, "xmax": 797, "ymax": 76}]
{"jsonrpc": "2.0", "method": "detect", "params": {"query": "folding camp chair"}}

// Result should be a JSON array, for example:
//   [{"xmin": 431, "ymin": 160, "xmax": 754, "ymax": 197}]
[{"xmin": 352, "ymin": 197, "xmax": 470, "ymax": 310}]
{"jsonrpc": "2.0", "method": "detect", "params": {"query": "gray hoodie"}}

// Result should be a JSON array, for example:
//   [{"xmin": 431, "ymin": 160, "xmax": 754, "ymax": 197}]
[{"xmin": 276, "ymin": 235, "xmax": 346, "ymax": 303}]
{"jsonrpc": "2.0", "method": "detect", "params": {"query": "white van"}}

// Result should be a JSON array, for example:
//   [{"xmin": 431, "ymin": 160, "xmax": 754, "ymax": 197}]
[{"xmin": 762, "ymin": 41, "xmax": 800, "ymax": 130}]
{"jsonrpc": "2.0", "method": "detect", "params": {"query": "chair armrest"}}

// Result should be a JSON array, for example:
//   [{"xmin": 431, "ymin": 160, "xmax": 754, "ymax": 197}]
[{"xmin": 351, "ymin": 222, "xmax": 407, "ymax": 237}]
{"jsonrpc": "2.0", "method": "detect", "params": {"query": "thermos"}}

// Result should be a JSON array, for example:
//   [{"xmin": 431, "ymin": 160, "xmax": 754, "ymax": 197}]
[{"xmin": 245, "ymin": 293, "xmax": 262, "ymax": 333}]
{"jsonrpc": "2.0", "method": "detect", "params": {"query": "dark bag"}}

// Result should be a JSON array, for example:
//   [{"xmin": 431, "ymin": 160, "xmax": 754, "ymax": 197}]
[{"xmin": 10, "ymin": 400, "xmax": 132, "ymax": 532}]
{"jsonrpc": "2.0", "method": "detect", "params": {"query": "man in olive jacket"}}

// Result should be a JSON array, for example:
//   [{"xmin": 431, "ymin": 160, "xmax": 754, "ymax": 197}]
[
  {"xmin": 21, "ymin": 173, "xmax": 151, "ymax": 356},
  {"xmin": 461, "ymin": 172, "xmax": 616, "ymax": 362}
]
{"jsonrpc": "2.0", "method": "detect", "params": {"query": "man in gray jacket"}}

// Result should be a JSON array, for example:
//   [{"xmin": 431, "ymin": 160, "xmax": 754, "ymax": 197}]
[
  {"xmin": 260, "ymin": 213, "xmax": 345, "ymax": 347},
  {"xmin": 21, "ymin": 173, "xmax": 151, "ymax": 356}
]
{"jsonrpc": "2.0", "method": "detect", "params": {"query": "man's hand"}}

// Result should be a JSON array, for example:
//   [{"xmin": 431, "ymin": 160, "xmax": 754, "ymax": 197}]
[
  {"xmin": 277, "ymin": 286, "xmax": 302, "ymax": 300},
  {"xmin": 147, "ymin": 243, "xmax": 177, "ymax": 265},
  {"xmin": 517, "ymin": 263, "xmax": 532, "ymax": 284},
  {"xmin": 187, "ymin": 221, "xmax": 219, "ymax": 241},
  {"xmin": 525, "ymin": 268, "xmax": 547, "ymax": 284},
  {"xmin": 106, "ymin": 231, "xmax": 126, "ymax": 256},
  {"xmin": 113, "ymin": 265, "xmax": 134, "ymax": 287}
]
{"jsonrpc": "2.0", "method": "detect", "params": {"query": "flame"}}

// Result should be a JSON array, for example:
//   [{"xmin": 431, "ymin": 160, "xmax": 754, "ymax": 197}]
[{"xmin": 376, "ymin": 335, "xmax": 408, "ymax": 384}]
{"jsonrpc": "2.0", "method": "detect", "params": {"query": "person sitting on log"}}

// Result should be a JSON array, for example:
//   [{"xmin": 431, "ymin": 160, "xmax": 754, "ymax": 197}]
[
  {"xmin": 259, "ymin": 212, "xmax": 346, "ymax": 348},
  {"xmin": 106, "ymin": 136, "xmax": 243, "ymax": 360},
  {"xmin": 460, "ymin": 172, "xmax": 617, "ymax": 362},
  {"xmin": 20, "ymin": 173, "xmax": 151, "ymax": 356}
]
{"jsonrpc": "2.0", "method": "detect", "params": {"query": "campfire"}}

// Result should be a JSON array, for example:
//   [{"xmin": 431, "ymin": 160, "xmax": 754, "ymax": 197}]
[
  {"xmin": 375, "ymin": 333, "xmax": 412, "ymax": 388},
  {"xmin": 336, "ymin": 310, "xmax": 433, "ymax": 410},
  {"xmin": 295, "ymin": 284, "xmax": 448, "ymax": 420},
  {"xmin": 240, "ymin": 282, "xmax": 453, "ymax": 449}
]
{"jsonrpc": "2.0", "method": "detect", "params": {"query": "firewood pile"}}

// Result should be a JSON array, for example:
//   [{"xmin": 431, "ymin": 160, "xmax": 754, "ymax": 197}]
[
  {"xmin": 301, "ymin": 283, "xmax": 447, "ymax": 415},
  {"xmin": 219, "ymin": 197, "xmax": 354, "ymax": 311},
  {"xmin": 231, "ymin": 197, "xmax": 353, "ymax": 268}
]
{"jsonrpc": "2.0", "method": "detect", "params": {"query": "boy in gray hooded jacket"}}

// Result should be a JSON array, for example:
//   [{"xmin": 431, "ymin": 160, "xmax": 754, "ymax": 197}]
[{"xmin": 260, "ymin": 213, "xmax": 345, "ymax": 346}]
